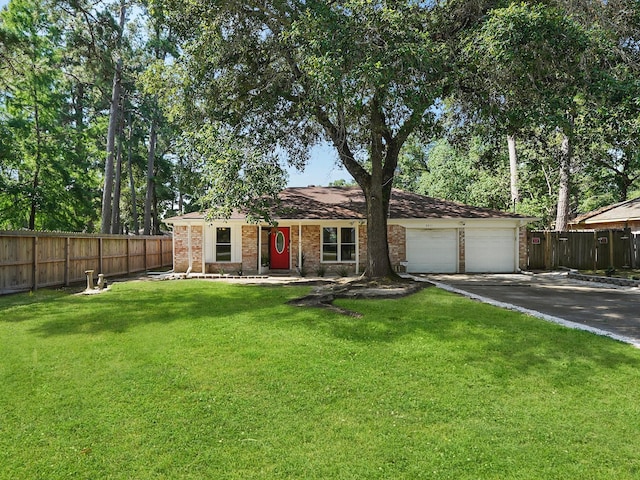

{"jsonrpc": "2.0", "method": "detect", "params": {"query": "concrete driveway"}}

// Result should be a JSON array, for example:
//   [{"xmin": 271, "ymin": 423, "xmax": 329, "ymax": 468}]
[{"xmin": 422, "ymin": 272, "xmax": 640, "ymax": 348}]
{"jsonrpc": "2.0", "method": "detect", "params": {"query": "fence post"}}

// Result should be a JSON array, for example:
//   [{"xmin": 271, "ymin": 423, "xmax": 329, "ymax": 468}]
[
  {"xmin": 64, "ymin": 237, "xmax": 70, "ymax": 286},
  {"xmin": 592, "ymin": 231, "xmax": 597, "ymax": 271},
  {"xmin": 98, "ymin": 237, "xmax": 103, "ymax": 274},
  {"xmin": 126, "ymin": 238, "xmax": 131, "ymax": 274},
  {"xmin": 32, "ymin": 235, "xmax": 38, "ymax": 291},
  {"xmin": 543, "ymin": 231, "xmax": 551, "ymax": 270},
  {"xmin": 624, "ymin": 227, "xmax": 638, "ymax": 268},
  {"xmin": 608, "ymin": 230, "xmax": 614, "ymax": 268},
  {"xmin": 144, "ymin": 238, "xmax": 148, "ymax": 271}
]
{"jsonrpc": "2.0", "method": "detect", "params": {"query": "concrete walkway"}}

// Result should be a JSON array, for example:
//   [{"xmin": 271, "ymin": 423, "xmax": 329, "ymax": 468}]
[{"xmin": 420, "ymin": 272, "xmax": 640, "ymax": 348}]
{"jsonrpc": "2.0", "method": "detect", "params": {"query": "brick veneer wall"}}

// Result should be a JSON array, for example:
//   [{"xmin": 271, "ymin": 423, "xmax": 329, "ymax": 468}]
[
  {"xmin": 298, "ymin": 225, "xmax": 321, "ymax": 273},
  {"xmin": 173, "ymin": 225, "xmax": 205, "ymax": 273},
  {"xmin": 173, "ymin": 225, "xmax": 189, "ymax": 272},
  {"xmin": 458, "ymin": 229, "xmax": 466, "ymax": 273},
  {"xmin": 173, "ymin": 225, "xmax": 203, "ymax": 272},
  {"xmin": 206, "ymin": 262, "xmax": 242, "ymax": 274},
  {"xmin": 172, "ymin": 221, "xmax": 440, "ymax": 275},
  {"xmin": 242, "ymin": 225, "xmax": 258, "ymax": 274},
  {"xmin": 388, "ymin": 224, "xmax": 406, "ymax": 267},
  {"xmin": 190, "ymin": 225, "xmax": 203, "ymax": 273},
  {"xmin": 358, "ymin": 224, "xmax": 367, "ymax": 272},
  {"xmin": 518, "ymin": 226, "xmax": 527, "ymax": 271},
  {"xmin": 357, "ymin": 224, "xmax": 407, "ymax": 273}
]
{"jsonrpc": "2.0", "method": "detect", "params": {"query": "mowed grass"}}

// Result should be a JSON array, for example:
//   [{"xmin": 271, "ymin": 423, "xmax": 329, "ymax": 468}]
[{"xmin": 1, "ymin": 280, "xmax": 640, "ymax": 479}]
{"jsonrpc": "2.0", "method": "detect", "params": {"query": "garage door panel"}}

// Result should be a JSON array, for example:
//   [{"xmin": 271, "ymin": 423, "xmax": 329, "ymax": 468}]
[
  {"xmin": 406, "ymin": 229, "xmax": 457, "ymax": 273},
  {"xmin": 466, "ymin": 228, "xmax": 516, "ymax": 273}
]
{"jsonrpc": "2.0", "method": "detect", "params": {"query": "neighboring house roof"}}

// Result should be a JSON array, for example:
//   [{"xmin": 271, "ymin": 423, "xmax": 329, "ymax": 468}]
[
  {"xmin": 570, "ymin": 196, "xmax": 640, "ymax": 226},
  {"xmin": 164, "ymin": 186, "xmax": 529, "ymax": 223}
]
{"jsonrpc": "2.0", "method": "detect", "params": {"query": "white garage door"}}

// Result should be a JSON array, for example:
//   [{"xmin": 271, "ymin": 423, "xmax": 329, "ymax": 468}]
[
  {"xmin": 406, "ymin": 229, "xmax": 457, "ymax": 273},
  {"xmin": 465, "ymin": 228, "xmax": 516, "ymax": 273}
]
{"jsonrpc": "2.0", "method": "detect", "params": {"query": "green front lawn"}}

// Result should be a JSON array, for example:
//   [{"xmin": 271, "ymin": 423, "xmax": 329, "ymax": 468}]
[{"xmin": 1, "ymin": 280, "xmax": 639, "ymax": 479}]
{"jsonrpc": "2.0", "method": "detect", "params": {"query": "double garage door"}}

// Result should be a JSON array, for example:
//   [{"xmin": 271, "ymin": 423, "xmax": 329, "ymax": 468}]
[{"xmin": 406, "ymin": 228, "xmax": 517, "ymax": 273}]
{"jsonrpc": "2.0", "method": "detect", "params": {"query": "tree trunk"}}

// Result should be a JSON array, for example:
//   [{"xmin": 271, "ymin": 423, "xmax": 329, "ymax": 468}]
[
  {"xmin": 314, "ymin": 98, "xmax": 407, "ymax": 278},
  {"xmin": 362, "ymin": 180, "xmax": 394, "ymax": 278},
  {"xmin": 111, "ymin": 117, "xmax": 123, "ymax": 234},
  {"xmin": 127, "ymin": 115, "xmax": 139, "ymax": 234},
  {"xmin": 100, "ymin": 2, "xmax": 126, "ymax": 234},
  {"xmin": 28, "ymin": 166, "xmax": 39, "ymax": 231},
  {"xmin": 178, "ymin": 156, "xmax": 184, "ymax": 214},
  {"xmin": 152, "ymin": 177, "xmax": 159, "ymax": 235},
  {"xmin": 143, "ymin": 118, "xmax": 157, "ymax": 235},
  {"xmin": 555, "ymin": 132, "xmax": 572, "ymax": 231},
  {"xmin": 507, "ymin": 134, "xmax": 519, "ymax": 211},
  {"xmin": 28, "ymin": 85, "xmax": 42, "ymax": 231}
]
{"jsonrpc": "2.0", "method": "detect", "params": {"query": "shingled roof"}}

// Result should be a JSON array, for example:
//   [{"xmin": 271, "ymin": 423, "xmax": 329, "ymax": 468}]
[
  {"xmin": 570, "ymin": 196, "xmax": 640, "ymax": 225},
  {"xmin": 276, "ymin": 187, "xmax": 525, "ymax": 219},
  {"xmin": 165, "ymin": 186, "xmax": 527, "ymax": 222}
]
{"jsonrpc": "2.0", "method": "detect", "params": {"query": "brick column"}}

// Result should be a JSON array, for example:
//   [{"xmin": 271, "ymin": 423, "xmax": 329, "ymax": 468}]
[
  {"xmin": 518, "ymin": 226, "xmax": 528, "ymax": 271},
  {"xmin": 242, "ymin": 225, "xmax": 259, "ymax": 274},
  {"xmin": 458, "ymin": 229, "xmax": 466, "ymax": 273},
  {"xmin": 191, "ymin": 225, "xmax": 203, "ymax": 273}
]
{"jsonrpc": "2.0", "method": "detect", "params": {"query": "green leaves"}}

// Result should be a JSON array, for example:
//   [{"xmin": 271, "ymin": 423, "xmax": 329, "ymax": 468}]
[
  {"xmin": 179, "ymin": 124, "xmax": 287, "ymax": 224},
  {"xmin": 462, "ymin": 2, "xmax": 591, "ymax": 130}
]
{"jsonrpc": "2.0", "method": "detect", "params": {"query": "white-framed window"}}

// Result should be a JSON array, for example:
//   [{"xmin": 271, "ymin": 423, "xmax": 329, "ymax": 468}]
[
  {"xmin": 322, "ymin": 226, "xmax": 356, "ymax": 262},
  {"xmin": 215, "ymin": 227, "xmax": 232, "ymax": 262}
]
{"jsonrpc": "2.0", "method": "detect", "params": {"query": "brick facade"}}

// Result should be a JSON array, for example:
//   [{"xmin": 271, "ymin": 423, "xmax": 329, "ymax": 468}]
[
  {"xmin": 242, "ymin": 225, "xmax": 258, "ymax": 274},
  {"xmin": 173, "ymin": 225, "xmax": 189, "ymax": 272},
  {"xmin": 518, "ymin": 226, "xmax": 528, "ymax": 271},
  {"xmin": 296, "ymin": 225, "xmax": 321, "ymax": 273},
  {"xmin": 458, "ymin": 229, "xmax": 466, "ymax": 273},
  {"xmin": 171, "ymin": 222, "xmax": 527, "ymax": 275},
  {"xmin": 173, "ymin": 225, "xmax": 204, "ymax": 273}
]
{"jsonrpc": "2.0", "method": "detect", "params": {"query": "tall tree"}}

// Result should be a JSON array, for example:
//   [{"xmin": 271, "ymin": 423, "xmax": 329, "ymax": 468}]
[
  {"xmin": 161, "ymin": 0, "xmax": 496, "ymax": 278},
  {"xmin": 100, "ymin": 0, "xmax": 126, "ymax": 233},
  {"xmin": 0, "ymin": 0, "xmax": 91, "ymax": 230},
  {"xmin": 460, "ymin": 2, "xmax": 591, "ymax": 229}
]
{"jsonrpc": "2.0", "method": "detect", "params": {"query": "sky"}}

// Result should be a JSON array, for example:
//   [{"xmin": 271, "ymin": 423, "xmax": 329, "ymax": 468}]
[
  {"xmin": 0, "ymin": 0, "xmax": 353, "ymax": 187},
  {"xmin": 285, "ymin": 143, "xmax": 352, "ymax": 187}
]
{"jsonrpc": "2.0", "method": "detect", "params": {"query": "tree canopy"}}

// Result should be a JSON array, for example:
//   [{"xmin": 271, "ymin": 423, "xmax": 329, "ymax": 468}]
[
  {"xmin": 160, "ymin": 0, "xmax": 505, "ymax": 277},
  {"xmin": 0, "ymin": 0, "xmax": 638, "ymax": 265}
]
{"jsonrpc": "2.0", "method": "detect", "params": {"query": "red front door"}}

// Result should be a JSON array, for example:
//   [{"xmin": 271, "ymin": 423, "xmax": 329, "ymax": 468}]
[{"xmin": 270, "ymin": 227, "xmax": 290, "ymax": 270}]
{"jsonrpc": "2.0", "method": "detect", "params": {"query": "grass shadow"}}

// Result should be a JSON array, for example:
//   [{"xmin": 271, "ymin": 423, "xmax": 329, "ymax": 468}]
[{"xmin": 5, "ymin": 280, "xmax": 310, "ymax": 337}]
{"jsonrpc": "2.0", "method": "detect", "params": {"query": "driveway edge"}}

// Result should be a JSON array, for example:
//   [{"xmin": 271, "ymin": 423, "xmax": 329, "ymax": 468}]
[{"xmin": 406, "ymin": 275, "xmax": 640, "ymax": 349}]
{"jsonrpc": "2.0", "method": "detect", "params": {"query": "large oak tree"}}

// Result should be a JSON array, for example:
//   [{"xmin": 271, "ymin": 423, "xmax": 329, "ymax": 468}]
[{"xmin": 162, "ymin": 0, "xmax": 498, "ymax": 278}]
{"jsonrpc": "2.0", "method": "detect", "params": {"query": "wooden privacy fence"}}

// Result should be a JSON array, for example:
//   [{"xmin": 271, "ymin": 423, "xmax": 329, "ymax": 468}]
[
  {"xmin": 528, "ymin": 229, "xmax": 639, "ymax": 271},
  {"xmin": 0, "ymin": 231, "xmax": 173, "ymax": 295}
]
